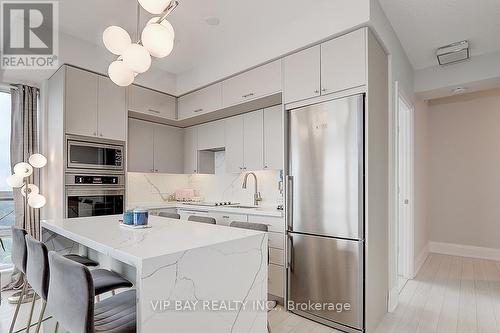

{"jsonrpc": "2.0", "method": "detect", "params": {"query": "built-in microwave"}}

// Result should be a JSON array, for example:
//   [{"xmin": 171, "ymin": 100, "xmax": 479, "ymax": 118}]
[{"xmin": 67, "ymin": 138, "xmax": 124, "ymax": 172}]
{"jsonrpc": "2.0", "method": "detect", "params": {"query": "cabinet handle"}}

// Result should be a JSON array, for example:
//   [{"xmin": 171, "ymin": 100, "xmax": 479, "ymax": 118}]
[
  {"xmin": 155, "ymin": 169, "xmax": 158, "ymax": 172},
  {"xmin": 321, "ymin": 88, "xmax": 328, "ymax": 93},
  {"xmin": 193, "ymin": 108, "xmax": 203, "ymax": 113},
  {"xmin": 150, "ymin": 169, "xmax": 154, "ymax": 172},
  {"xmin": 314, "ymin": 89, "xmax": 320, "ymax": 94},
  {"xmin": 148, "ymin": 109, "xmax": 161, "ymax": 114},
  {"xmin": 222, "ymin": 216, "xmax": 230, "ymax": 219},
  {"xmin": 242, "ymin": 92, "xmax": 255, "ymax": 98},
  {"xmin": 264, "ymin": 165, "xmax": 268, "ymax": 169},
  {"xmin": 99, "ymin": 133, "xmax": 103, "ymax": 137}
]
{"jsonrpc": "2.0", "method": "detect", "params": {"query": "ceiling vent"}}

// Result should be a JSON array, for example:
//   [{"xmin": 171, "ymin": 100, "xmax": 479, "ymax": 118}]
[{"xmin": 436, "ymin": 40, "xmax": 469, "ymax": 66}]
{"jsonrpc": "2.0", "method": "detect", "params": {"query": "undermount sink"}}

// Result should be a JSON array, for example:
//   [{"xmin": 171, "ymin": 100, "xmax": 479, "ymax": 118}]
[{"xmin": 227, "ymin": 205, "xmax": 259, "ymax": 209}]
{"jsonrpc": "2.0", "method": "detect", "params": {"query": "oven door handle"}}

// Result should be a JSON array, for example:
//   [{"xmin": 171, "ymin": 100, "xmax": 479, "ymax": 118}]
[{"xmin": 66, "ymin": 187, "xmax": 125, "ymax": 196}]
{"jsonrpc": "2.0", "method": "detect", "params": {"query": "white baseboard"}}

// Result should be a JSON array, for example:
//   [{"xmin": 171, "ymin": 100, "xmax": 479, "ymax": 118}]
[
  {"xmin": 429, "ymin": 241, "xmax": 500, "ymax": 261},
  {"xmin": 414, "ymin": 243, "xmax": 429, "ymax": 277},
  {"xmin": 388, "ymin": 285, "xmax": 399, "ymax": 313}
]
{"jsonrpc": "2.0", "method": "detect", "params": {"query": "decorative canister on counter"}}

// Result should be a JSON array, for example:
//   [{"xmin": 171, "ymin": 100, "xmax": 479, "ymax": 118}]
[
  {"xmin": 123, "ymin": 210, "xmax": 134, "ymax": 225},
  {"xmin": 133, "ymin": 208, "xmax": 149, "ymax": 226}
]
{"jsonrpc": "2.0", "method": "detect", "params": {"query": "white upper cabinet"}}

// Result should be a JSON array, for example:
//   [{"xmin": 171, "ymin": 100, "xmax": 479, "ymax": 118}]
[
  {"xmin": 65, "ymin": 66, "xmax": 98, "ymax": 137},
  {"xmin": 184, "ymin": 126, "xmax": 198, "ymax": 174},
  {"xmin": 197, "ymin": 120, "xmax": 225, "ymax": 150},
  {"xmin": 97, "ymin": 76, "xmax": 126, "ymax": 141},
  {"xmin": 128, "ymin": 85, "xmax": 176, "ymax": 120},
  {"xmin": 321, "ymin": 28, "xmax": 367, "ymax": 95},
  {"xmin": 263, "ymin": 105, "xmax": 283, "ymax": 170},
  {"xmin": 128, "ymin": 119, "xmax": 154, "ymax": 173},
  {"xmin": 224, "ymin": 116, "xmax": 245, "ymax": 173},
  {"xmin": 178, "ymin": 83, "xmax": 222, "ymax": 120},
  {"xmin": 222, "ymin": 60, "xmax": 282, "ymax": 107},
  {"xmin": 243, "ymin": 110, "xmax": 264, "ymax": 171},
  {"xmin": 153, "ymin": 123, "xmax": 184, "ymax": 174},
  {"xmin": 283, "ymin": 45, "xmax": 321, "ymax": 104}
]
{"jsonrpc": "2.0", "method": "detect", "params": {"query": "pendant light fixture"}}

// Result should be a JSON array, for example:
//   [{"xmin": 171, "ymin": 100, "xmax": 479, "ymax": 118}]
[{"xmin": 103, "ymin": 0, "xmax": 179, "ymax": 86}]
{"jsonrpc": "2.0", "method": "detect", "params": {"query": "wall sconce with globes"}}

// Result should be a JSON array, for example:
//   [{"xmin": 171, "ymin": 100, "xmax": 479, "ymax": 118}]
[
  {"xmin": 6, "ymin": 153, "xmax": 47, "ymax": 209},
  {"xmin": 103, "ymin": 0, "xmax": 179, "ymax": 86}
]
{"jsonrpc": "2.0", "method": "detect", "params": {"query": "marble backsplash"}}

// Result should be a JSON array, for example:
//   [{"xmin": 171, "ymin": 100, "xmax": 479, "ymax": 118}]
[{"xmin": 127, "ymin": 151, "xmax": 283, "ymax": 208}]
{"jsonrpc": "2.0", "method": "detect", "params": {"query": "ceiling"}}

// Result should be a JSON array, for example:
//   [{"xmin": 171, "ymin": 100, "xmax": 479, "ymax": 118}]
[
  {"xmin": 58, "ymin": 0, "xmax": 310, "ymax": 75},
  {"xmin": 378, "ymin": 0, "xmax": 500, "ymax": 70}
]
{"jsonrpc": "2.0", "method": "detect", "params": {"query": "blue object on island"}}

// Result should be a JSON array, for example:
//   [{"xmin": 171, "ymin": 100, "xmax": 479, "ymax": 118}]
[
  {"xmin": 123, "ymin": 210, "xmax": 134, "ymax": 225},
  {"xmin": 133, "ymin": 209, "xmax": 149, "ymax": 226}
]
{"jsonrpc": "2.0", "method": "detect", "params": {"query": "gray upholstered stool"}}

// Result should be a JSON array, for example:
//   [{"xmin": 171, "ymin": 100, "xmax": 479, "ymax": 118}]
[
  {"xmin": 187, "ymin": 215, "xmax": 216, "ymax": 224},
  {"xmin": 9, "ymin": 227, "xmax": 28, "ymax": 333},
  {"xmin": 47, "ymin": 252, "xmax": 136, "ymax": 333},
  {"xmin": 158, "ymin": 212, "xmax": 181, "ymax": 219},
  {"xmin": 25, "ymin": 236, "xmax": 134, "ymax": 333}
]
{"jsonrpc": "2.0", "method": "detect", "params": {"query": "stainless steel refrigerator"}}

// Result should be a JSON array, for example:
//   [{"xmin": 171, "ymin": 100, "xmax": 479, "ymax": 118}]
[{"xmin": 286, "ymin": 94, "xmax": 364, "ymax": 333}]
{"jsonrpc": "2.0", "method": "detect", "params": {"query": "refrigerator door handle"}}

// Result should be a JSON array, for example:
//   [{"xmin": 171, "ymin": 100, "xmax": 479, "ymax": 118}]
[
  {"xmin": 286, "ymin": 175, "xmax": 293, "ymax": 231},
  {"xmin": 287, "ymin": 234, "xmax": 294, "ymax": 272}
]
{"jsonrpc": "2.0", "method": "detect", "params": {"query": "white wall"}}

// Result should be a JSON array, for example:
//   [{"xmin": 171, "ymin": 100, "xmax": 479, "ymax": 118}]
[
  {"xmin": 127, "ymin": 152, "xmax": 282, "ymax": 209},
  {"xmin": 427, "ymin": 88, "xmax": 500, "ymax": 249},
  {"xmin": 413, "ymin": 99, "xmax": 430, "ymax": 267}
]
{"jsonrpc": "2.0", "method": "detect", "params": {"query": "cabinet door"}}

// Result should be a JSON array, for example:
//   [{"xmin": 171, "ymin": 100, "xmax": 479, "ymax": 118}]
[
  {"xmin": 210, "ymin": 212, "xmax": 248, "ymax": 226},
  {"xmin": 283, "ymin": 45, "xmax": 321, "ymax": 104},
  {"xmin": 321, "ymin": 29, "xmax": 367, "ymax": 95},
  {"xmin": 128, "ymin": 119, "xmax": 154, "ymax": 172},
  {"xmin": 197, "ymin": 119, "xmax": 225, "ymax": 150},
  {"xmin": 128, "ymin": 85, "xmax": 176, "ymax": 120},
  {"xmin": 65, "ymin": 67, "xmax": 98, "ymax": 137},
  {"xmin": 243, "ymin": 110, "xmax": 264, "ymax": 171},
  {"xmin": 268, "ymin": 263, "xmax": 285, "ymax": 298},
  {"xmin": 97, "ymin": 76, "xmax": 126, "ymax": 141},
  {"xmin": 222, "ymin": 60, "xmax": 282, "ymax": 107},
  {"xmin": 153, "ymin": 124, "xmax": 184, "ymax": 174},
  {"xmin": 263, "ymin": 105, "xmax": 283, "ymax": 170},
  {"xmin": 178, "ymin": 83, "xmax": 222, "ymax": 120},
  {"xmin": 183, "ymin": 127, "xmax": 198, "ymax": 174},
  {"xmin": 224, "ymin": 115, "xmax": 245, "ymax": 173}
]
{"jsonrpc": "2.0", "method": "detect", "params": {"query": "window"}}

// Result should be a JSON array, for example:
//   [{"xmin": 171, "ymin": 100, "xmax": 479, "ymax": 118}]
[{"xmin": 0, "ymin": 89, "xmax": 13, "ymax": 270}]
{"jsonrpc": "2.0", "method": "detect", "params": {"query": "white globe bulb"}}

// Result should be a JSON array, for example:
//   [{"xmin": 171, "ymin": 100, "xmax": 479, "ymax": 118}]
[
  {"xmin": 108, "ymin": 61, "xmax": 135, "ymax": 86},
  {"xmin": 147, "ymin": 17, "xmax": 175, "ymax": 39},
  {"xmin": 28, "ymin": 153, "xmax": 47, "ymax": 168},
  {"xmin": 122, "ymin": 44, "xmax": 151, "ymax": 74},
  {"xmin": 138, "ymin": 0, "xmax": 171, "ymax": 14},
  {"xmin": 28, "ymin": 193, "xmax": 46, "ymax": 209},
  {"xmin": 141, "ymin": 23, "xmax": 174, "ymax": 58},
  {"xmin": 103, "ymin": 26, "xmax": 131, "ymax": 55},
  {"xmin": 13, "ymin": 162, "xmax": 33, "ymax": 178},
  {"xmin": 21, "ymin": 184, "xmax": 39, "ymax": 197},
  {"xmin": 6, "ymin": 174, "xmax": 24, "ymax": 188}
]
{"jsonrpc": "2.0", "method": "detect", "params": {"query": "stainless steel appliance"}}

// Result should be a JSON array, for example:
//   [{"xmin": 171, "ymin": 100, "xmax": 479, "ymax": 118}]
[
  {"xmin": 65, "ymin": 173, "xmax": 125, "ymax": 218},
  {"xmin": 67, "ymin": 137, "xmax": 124, "ymax": 172},
  {"xmin": 286, "ymin": 94, "xmax": 364, "ymax": 333}
]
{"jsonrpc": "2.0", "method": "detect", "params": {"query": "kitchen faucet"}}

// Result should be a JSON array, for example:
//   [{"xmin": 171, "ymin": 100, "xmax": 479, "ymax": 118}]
[{"xmin": 242, "ymin": 172, "xmax": 262, "ymax": 206}]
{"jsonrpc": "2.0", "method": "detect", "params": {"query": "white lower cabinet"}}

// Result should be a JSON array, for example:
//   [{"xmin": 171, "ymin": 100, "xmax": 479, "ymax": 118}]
[
  {"xmin": 268, "ymin": 264, "xmax": 285, "ymax": 298},
  {"xmin": 269, "ymin": 248, "xmax": 284, "ymax": 266},
  {"xmin": 178, "ymin": 209, "xmax": 209, "ymax": 221},
  {"xmin": 210, "ymin": 212, "xmax": 248, "ymax": 226}
]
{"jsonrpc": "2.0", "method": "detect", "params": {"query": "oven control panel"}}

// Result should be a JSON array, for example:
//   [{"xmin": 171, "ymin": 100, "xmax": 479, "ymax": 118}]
[{"xmin": 74, "ymin": 175, "xmax": 119, "ymax": 184}]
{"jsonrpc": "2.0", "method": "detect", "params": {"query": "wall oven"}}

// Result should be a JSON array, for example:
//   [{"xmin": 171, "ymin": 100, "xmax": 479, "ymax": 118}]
[
  {"xmin": 67, "ymin": 137, "xmax": 124, "ymax": 172},
  {"xmin": 65, "ymin": 173, "xmax": 125, "ymax": 218}
]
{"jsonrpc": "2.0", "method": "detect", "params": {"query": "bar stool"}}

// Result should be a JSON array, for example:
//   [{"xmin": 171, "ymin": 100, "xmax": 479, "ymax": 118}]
[
  {"xmin": 187, "ymin": 215, "xmax": 216, "ymax": 224},
  {"xmin": 158, "ymin": 212, "xmax": 181, "ymax": 219},
  {"xmin": 9, "ymin": 227, "xmax": 28, "ymax": 333},
  {"xmin": 25, "ymin": 236, "xmax": 134, "ymax": 333},
  {"xmin": 47, "ymin": 252, "xmax": 136, "ymax": 333}
]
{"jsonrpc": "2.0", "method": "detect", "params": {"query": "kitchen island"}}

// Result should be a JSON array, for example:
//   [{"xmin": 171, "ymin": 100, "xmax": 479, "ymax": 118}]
[{"xmin": 41, "ymin": 215, "xmax": 268, "ymax": 333}]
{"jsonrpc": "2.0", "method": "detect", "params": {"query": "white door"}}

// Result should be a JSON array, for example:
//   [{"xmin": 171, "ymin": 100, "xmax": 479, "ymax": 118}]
[
  {"xmin": 183, "ymin": 127, "xmax": 198, "ymax": 174},
  {"xmin": 283, "ymin": 45, "xmax": 321, "ymax": 104},
  {"xmin": 263, "ymin": 105, "xmax": 284, "ymax": 170},
  {"xmin": 321, "ymin": 29, "xmax": 367, "ymax": 95},
  {"xmin": 243, "ymin": 110, "xmax": 264, "ymax": 171},
  {"xmin": 224, "ymin": 115, "xmax": 245, "ymax": 173},
  {"xmin": 65, "ymin": 67, "xmax": 98, "ymax": 137},
  {"xmin": 153, "ymin": 123, "xmax": 184, "ymax": 174},
  {"xmin": 128, "ymin": 119, "xmax": 154, "ymax": 172},
  {"xmin": 97, "ymin": 76, "xmax": 126, "ymax": 141},
  {"xmin": 397, "ymin": 92, "xmax": 414, "ymax": 288}
]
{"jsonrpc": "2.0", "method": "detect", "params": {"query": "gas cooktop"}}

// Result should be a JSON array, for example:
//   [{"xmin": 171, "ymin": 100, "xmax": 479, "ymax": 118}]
[{"xmin": 179, "ymin": 201, "xmax": 240, "ymax": 207}]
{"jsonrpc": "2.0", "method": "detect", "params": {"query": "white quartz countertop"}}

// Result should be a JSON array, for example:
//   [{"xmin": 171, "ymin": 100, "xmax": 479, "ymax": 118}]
[
  {"xmin": 41, "ymin": 215, "xmax": 264, "ymax": 265},
  {"xmin": 127, "ymin": 202, "xmax": 284, "ymax": 217}
]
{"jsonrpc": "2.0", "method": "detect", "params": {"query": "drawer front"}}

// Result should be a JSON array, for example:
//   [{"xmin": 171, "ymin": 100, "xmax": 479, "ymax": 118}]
[
  {"xmin": 248, "ymin": 215, "xmax": 285, "ymax": 233},
  {"xmin": 269, "ymin": 248, "xmax": 284, "ymax": 266},
  {"xmin": 222, "ymin": 60, "xmax": 282, "ymax": 107},
  {"xmin": 268, "ymin": 232, "xmax": 284, "ymax": 250},
  {"xmin": 178, "ymin": 83, "xmax": 222, "ymax": 120},
  {"xmin": 210, "ymin": 212, "xmax": 248, "ymax": 226},
  {"xmin": 128, "ymin": 85, "xmax": 176, "ymax": 120},
  {"xmin": 268, "ymin": 263, "xmax": 285, "ymax": 298}
]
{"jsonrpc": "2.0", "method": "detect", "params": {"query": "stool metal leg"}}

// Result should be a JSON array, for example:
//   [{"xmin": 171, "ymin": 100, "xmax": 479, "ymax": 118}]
[
  {"xmin": 34, "ymin": 300, "xmax": 47, "ymax": 333},
  {"xmin": 25, "ymin": 292, "xmax": 37, "ymax": 333},
  {"xmin": 9, "ymin": 280, "xmax": 28, "ymax": 333},
  {"xmin": 54, "ymin": 322, "xmax": 59, "ymax": 333}
]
